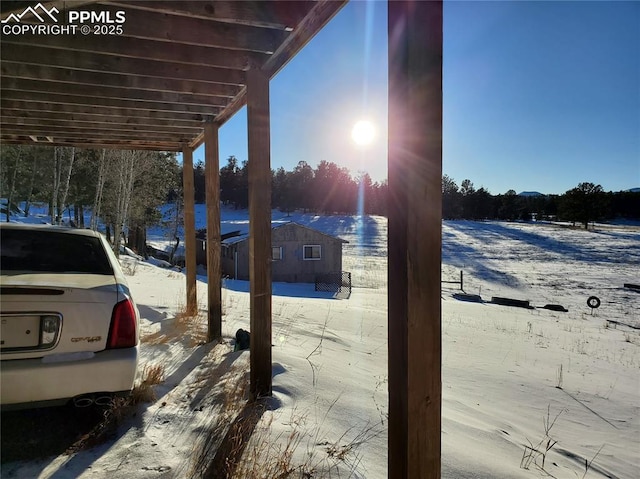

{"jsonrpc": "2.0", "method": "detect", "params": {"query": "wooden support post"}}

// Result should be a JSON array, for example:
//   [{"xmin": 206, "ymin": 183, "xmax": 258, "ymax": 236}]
[
  {"xmin": 247, "ymin": 67, "xmax": 272, "ymax": 398},
  {"xmin": 388, "ymin": 1, "xmax": 443, "ymax": 478},
  {"xmin": 204, "ymin": 121, "xmax": 222, "ymax": 342},
  {"xmin": 182, "ymin": 144, "xmax": 198, "ymax": 316}
]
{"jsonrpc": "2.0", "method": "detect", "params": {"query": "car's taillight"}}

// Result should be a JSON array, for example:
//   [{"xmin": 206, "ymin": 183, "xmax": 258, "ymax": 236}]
[
  {"xmin": 41, "ymin": 315, "xmax": 61, "ymax": 348},
  {"xmin": 107, "ymin": 299, "xmax": 137, "ymax": 349}
]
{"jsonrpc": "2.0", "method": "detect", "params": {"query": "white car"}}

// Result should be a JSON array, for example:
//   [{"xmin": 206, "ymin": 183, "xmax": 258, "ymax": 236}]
[{"xmin": 1, "ymin": 223, "xmax": 139, "ymax": 409}]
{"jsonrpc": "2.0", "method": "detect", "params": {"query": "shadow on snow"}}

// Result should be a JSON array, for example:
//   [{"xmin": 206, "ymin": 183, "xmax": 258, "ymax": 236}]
[{"xmin": 221, "ymin": 278, "xmax": 339, "ymax": 300}]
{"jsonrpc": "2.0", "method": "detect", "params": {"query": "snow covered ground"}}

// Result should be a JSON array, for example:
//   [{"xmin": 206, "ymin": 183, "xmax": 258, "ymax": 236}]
[{"xmin": 1, "ymin": 206, "xmax": 639, "ymax": 478}]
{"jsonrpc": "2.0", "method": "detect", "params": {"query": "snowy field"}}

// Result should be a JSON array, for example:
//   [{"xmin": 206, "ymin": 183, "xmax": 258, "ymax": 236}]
[{"xmin": 1, "ymin": 207, "xmax": 639, "ymax": 478}]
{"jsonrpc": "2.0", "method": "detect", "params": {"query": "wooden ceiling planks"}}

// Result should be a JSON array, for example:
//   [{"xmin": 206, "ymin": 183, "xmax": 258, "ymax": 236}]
[
  {"xmin": 0, "ymin": 0, "xmax": 347, "ymax": 151},
  {"xmin": 1, "ymin": 35, "xmax": 268, "ymax": 70},
  {"xmin": 1, "ymin": 44, "xmax": 249, "ymax": 85}
]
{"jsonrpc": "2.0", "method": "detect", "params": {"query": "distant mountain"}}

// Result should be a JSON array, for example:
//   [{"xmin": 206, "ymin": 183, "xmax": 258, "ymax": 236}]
[
  {"xmin": 517, "ymin": 188, "xmax": 639, "ymax": 196},
  {"xmin": 518, "ymin": 191, "xmax": 544, "ymax": 197}
]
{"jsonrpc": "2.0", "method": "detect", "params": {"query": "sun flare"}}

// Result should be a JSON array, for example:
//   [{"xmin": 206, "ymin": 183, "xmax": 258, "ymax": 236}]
[{"xmin": 351, "ymin": 120, "xmax": 375, "ymax": 146}]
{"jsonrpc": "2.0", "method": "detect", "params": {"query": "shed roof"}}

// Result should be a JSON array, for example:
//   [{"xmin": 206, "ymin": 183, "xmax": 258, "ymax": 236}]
[
  {"xmin": 0, "ymin": 0, "xmax": 347, "ymax": 151},
  {"xmin": 222, "ymin": 221, "xmax": 349, "ymax": 246}
]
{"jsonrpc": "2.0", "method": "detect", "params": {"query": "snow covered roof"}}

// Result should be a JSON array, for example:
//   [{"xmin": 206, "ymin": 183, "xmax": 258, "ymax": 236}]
[{"xmin": 221, "ymin": 221, "xmax": 349, "ymax": 246}]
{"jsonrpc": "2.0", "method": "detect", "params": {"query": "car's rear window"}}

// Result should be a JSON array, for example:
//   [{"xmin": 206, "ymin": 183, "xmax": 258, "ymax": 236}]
[{"xmin": 0, "ymin": 229, "xmax": 114, "ymax": 274}]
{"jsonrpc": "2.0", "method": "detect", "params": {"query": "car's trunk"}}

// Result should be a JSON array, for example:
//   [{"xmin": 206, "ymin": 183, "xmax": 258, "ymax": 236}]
[{"xmin": 0, "ymin": 273, "xmax": 119, "ymax": 360}]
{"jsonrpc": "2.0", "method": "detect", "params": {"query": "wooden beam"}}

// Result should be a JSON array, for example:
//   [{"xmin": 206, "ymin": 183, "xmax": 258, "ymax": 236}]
[
  {"xmin": 0, "ymin": 4, "xmax": 285, "ymax": 52},
  {"xmin": 1, "ymin": 78, "xmax": 230, "ymax": 108},
  {"xmin": 210, "ymin": 87, "xmax": 247, "ymax": 135},
  {"xmin": 203, "ymin": 0, "xmax": 347, "ymax": 140},
  {"xmin": 262, "ymin": 0, "xmax": 347, "ymax": 78},
  {"xmin": 104, "ymin": 1, "xmax": 312, "ymax": 30},
  {"xmin": 204, "ymin": 121, "xmax": 222, "ymax": 342},
  {"xmin": 1, "ymin": 117, "xmax": 201, "ymax": 135},
  {"xmin": 93, "ymin": 6, "xmax": 285, "ymax": 52},
  {"xmin": 208, "ymin": 0, "xmax": 346, "ymax": 134},
  {"xmin": 0, "ymin": 124, "xmax": 193, "ymax": 140},
  {"xmin": 188, "ymin": 131, "xmax": 206, "ymax": 150},
  {"xmin": 0, "ymin": 90, "xmax": 219, "ymax": 115},
  {"xmin": 0, "ymin": 37, "xmax": 266, "ymax": 70},
  {"xmin": 1, "ymin": 46, "xmax": 246, "ymax": 86},
  {"xmin": 0, "ymin": 137, "xmax": 182, "ymax": 151},
  {"xmin": 0, "ymin": 102, "xmax": 207, "ymax": 123},
  {"xmin": 182, "ymin": 145, "xmax": 198, "ymax": 316},
  {"xmin": 1, "ymin": 109, "xmax": 205, "ymax": 129},
  {"xmin": 0, "ymin": 62, "xmax": 240, "ymax": 98},
  {"xmin": 388, "ymin": 2, "xmax": 443, "ymax": 478},
  {"xmin": 247, "ymin": 67, "xmax": 272, "ymax": 399}
]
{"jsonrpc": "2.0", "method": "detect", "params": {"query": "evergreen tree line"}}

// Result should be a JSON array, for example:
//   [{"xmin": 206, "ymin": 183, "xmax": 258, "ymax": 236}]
[
  {"xmin": 442, "ymin": 175, "xmax": 639, "ymax": 227},
  {"xmin": 191, "ymin": 157, "xmax": 638, "ymax": 227},
  {"xmin": 191, "ymin": 157, "xmax": 389, "ymax": 216},
  {"xmin": 2, "ymin": 145, "xmax": 637, "ymax": 248}
]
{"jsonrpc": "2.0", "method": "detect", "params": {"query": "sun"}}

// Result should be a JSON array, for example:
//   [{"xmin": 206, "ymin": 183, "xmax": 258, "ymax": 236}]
[{"xmin": 351, "ymin": 120, "xmax": 375, "ymax": 146}]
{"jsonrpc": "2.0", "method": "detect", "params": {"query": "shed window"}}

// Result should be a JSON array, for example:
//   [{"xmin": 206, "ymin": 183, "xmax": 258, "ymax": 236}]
[
  {"xmin": 303, "ymin": 245, "xmax": 321, "ymax": 260},
  {"xmin": 272, "ymin": 246, "xmax": 283, "ymax": 261}
]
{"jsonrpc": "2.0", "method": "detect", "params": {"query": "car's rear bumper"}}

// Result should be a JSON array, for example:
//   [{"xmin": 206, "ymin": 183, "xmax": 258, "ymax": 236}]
[{"xmin": 0, "ymin": 346, "xmax": 138, "ymax": 407}]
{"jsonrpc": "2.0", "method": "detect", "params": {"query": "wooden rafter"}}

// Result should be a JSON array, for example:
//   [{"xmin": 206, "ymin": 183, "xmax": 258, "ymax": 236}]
[
  {"xmin": 1, "ymin": 46, "xmax": 247, "ymax": 85},
  {"xmin": 0, "ymin": 37, "xmax": 266, "ymax": 70},
  {"xmin": 0, "ymin": 137, "xmax": 182, "ymax": 151},
  {"xmin": 100, "ymin": 6, "xmax": 285, "ymax": 52},
  {"xmin": 102, "ymin": 1, "xmax": 311, "ymax": 30},
  {"xmin": 0, "ymin": 103, "xmax": 207, "ymax": 122},
  {"xmin": 0, "ymin": 119, "xmax": 201, "ymax": 136},
  {"xmin": 1, "ymin": 79, "xmax": 231, "ymax": 109},
  {"xmin": 0, "ymin": 129, "xmax": 193, "ymax": 144},
  {"xmin": 0, "ymin": 109, "xmax": 205, "ymax": 129},
  {"xmin": 1, "ymin": 90, "xmax": 219, "ymax": 115},
  {"xmin": 0, "ymin": 63, "xmax": 240, "ymax": 97}
]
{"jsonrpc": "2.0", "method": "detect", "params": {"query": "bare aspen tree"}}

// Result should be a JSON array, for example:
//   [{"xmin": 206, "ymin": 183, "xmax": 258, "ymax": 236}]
[
  {"xmin": 4, "ymin": 146, "xmax": 22, "ymax": 222},
  {"xmin": 169, "ymin": 195, "xmax": 182, "ymax": 264},
  {"xmin": 112, "ymin": 150, "xmax": 138, "ymax": 256},
  {"xmin": 24, "ymin": 153, "xmax": 38, "ymax": 217},
  {"xmin": 58, "ymin": 147, "xmax": 75, "ymax": 225},
  {"xmin": 51, "ymin": 147, "xmax": 62, "ymax": 224},
  {"xmin": 91, "ymin": 149, "xmax": 108, "ymax": 231}
]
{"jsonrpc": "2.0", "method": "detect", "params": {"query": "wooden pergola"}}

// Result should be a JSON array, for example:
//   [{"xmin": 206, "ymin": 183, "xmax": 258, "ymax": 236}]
[{"xmin": 0, "ymin": 1, "xmax": 442, "ymax": 477}]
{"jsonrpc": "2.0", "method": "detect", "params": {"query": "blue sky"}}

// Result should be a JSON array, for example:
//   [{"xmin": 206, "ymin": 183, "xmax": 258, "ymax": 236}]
[{"xmin": 190, "ymin": 0, "xmax": 639, "ymax": 195}]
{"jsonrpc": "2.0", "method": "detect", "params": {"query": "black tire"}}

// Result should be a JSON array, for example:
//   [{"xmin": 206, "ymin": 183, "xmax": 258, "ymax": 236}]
[{"xmin": 587, "ymin": 296, "xmax": 601, "ymax": 309}]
